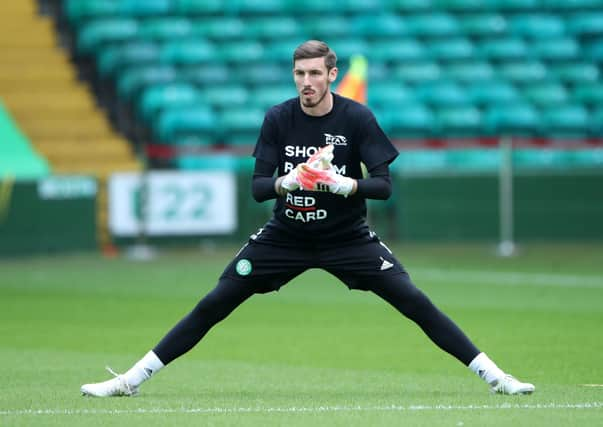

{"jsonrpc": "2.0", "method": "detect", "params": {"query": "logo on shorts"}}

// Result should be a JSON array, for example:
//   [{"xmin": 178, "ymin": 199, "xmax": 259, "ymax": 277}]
[
  {"xmin": 236, "ymin": 259, "xmax": 252, "ymax": 276},
  {"xmin": 379, "ymin": 256, "xmax": 394, "ymax": 271}
]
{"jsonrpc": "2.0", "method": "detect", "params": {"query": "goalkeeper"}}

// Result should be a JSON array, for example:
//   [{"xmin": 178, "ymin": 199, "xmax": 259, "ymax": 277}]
[{"xmin": 81, "ymin": 40, "xmax": 534, "ymax": 397}]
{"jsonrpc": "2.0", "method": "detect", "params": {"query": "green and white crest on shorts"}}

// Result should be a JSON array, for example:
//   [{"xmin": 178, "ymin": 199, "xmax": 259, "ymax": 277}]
[{"xmin": 235, "ymin": 259, "xmax": 252, "ymax": 276}]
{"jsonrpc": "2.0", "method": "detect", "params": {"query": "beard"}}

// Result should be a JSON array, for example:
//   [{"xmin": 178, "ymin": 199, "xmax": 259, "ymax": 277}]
[{"xmin": 301, "ymin": 87, "xmax": 329, "ymax": 108}]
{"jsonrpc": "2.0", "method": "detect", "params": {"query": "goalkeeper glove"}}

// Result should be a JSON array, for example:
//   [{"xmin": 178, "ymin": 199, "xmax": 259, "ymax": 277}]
[
  {"xmin": 280, "ymin": 166, "xmax": 301, "ymax": 192},
  {"xmin": 298, "ymin": 163, "xmax": 355, "ymax": 197}
]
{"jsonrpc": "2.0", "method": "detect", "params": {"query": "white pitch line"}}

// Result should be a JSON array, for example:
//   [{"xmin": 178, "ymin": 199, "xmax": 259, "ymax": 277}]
[
  {"xmin": 1, "ymin": 402, "xmax": 602, "ymax": 417},
  {"xmin": 412, "ymin": 268, "xmax": 603, "ymax": 289}
]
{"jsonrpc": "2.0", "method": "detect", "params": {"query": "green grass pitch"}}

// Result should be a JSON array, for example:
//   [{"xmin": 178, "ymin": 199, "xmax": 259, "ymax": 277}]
[{"xmin": 1, "ymin": 243, "xmax": 602, "ymax": 426}]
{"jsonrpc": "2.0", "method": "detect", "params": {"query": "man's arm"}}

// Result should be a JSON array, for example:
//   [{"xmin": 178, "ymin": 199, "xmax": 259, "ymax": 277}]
[
  {"xmin": 355, "ymin": 162, "xmax": 392, "ymax": 200},
  {"xmin": 251, "ymin": 159, "xmax": 280, "ymax": 202}
]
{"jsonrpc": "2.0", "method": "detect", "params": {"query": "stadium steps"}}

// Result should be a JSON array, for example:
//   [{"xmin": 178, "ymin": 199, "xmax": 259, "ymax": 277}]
[{"xmin": 0, "ymin": 0, "xmax": 141, "ymax": 252}]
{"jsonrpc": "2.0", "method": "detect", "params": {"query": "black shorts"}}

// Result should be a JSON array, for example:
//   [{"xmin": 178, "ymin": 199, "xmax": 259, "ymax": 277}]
[{"xmin": 220, "ymin": 229, "xmax": 407, "ymax": 293}]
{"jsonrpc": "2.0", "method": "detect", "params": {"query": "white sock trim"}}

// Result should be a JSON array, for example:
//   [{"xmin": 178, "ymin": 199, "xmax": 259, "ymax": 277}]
[
  {"xmin": 468, "ymin": 352, "xmax": 505, "ymax": 385},
  {"xmin": 124, "ymin": 351, "xmax": 165, "ymax": 387}
]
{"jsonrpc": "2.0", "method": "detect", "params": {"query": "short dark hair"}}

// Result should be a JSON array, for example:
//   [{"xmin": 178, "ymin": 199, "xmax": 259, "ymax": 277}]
[{"xmin": 293, "ymin": 40, "xmax": 337, "ymax": 70}]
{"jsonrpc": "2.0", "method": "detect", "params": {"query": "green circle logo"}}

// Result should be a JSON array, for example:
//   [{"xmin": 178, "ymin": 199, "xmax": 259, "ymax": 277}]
[{"xmin": 236, "ymin": 259, "xmax": 252, "ymax": 276}]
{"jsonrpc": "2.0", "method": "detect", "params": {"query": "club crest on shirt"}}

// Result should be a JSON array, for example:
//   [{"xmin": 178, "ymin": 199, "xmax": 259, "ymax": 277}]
[{"xmin": 324, "ymin": 133, "xmax": 347, "ymax": 146}]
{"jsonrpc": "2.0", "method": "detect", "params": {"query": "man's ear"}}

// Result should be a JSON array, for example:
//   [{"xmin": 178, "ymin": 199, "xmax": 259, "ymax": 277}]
[{"xmin": 328, "ymin": 67, "xmax": 338, "ymax": 83}]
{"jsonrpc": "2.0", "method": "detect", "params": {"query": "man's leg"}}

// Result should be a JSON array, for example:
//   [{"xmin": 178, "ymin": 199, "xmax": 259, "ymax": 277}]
[{"xmin": 80, "ymin": 278, "xmax": 254, "ymax": 397}]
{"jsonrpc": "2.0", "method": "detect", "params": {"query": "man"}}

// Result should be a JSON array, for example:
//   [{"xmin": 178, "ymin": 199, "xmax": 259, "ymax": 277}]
[{"xmin": 81, "ymin": 40, "xmax": 534, "ymax": 397}]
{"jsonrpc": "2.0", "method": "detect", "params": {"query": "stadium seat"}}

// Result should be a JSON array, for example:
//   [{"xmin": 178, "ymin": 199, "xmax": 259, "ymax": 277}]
[
  {"xmin": 159, "ymin": 39, "xmax": 215, "ymax": 65},
  {"xmin": 530, "ymin": 38, "xmax": 579, "ymax": 60},
  {"xmin": 243, "ymin": 17, "xmax": 303, "ymax": 40},
  {"xmin": 508, "ymin": 14, "xmax": 566, "ymax": 38},
  {"xmin": 484, "ymin": 104, "xmax": 541, "ymax": 135},
  {"xmin": 378, "ymin": 103, "xmax": 436, "ymax": 137},
  {"xmin": 445, "ymin": 61, "xmax": 495, "ymax": 81},
  {"xmin": 233, "ymin": 63, "xmax": 291, "ymax": 85},
  {"xmin": 435, "ymin": 106, "xmax": 483, "ymax": 137},
  {"xmin": 116, "ymin": 65, "xmax": 177, "ymax": 101},
  {"xmin": 249, "ymin": 85, "xmax": 298, "ymax": 110},
  {"xmin": 173, "ymin": 0, "xmax": 223, "ymax": 14},
  {"xmin": 368, "ymin": 81, "xmax": 416, "ymax": 108},
  {"xmin": 97, "ymin": 42, "xmax": 160, "ymax": 79},
  {"xmin": 540, "ymin": 105, "xmax": 591, "ymax": 137},
  {"xmin": 190, "ymin": 18, "xmax": 245, "ymax": 40},
  {"xmin": 201, "ymin": 85, "xmax": 249, "ymax": 108},
  {"xmin": 415, "ymin": 81, "xmax": 468, "ymax": 107},
  {"xmin": 477, "ymin": 37, "xmax": 528, "ymax": 60},
  {"xmin": 467, "ymin": 80, "xmax": 522, "ymax": 106},
  {"xmin": 585, "ymin": 39, "xmax": 603, "ymax": 62},
  {"xmin": 179, "ymin": 64, "xmax": 231, "ymax": 85},
  {"xmin": 225, "ymin": 0, "xmax": 287, "ymax": 15},
  {"xmin": 138, "ymin": 18, "xmax": 193, "ymax": 41},
  {"xmin": 327, "ymin": 38, "xmax": 370, "ymax": 61},
  {"xmin": 392, "ymin": 61, "xmax": 442, "ymax": 82},
  {"xmin": 302, "ymin": 16, "xmax": 353, "ymax": 40},
  {"xmin": 432, "ymin": 0, "xmax": 488, "ymax": 11},
  {"xmin": 138, "ymin": 83, "xmax": 203, "ymax": 121},
  {"xmin": 351, "ymin": 14, "xmax": 407, "ymax": 38},
  {"xmin": 368, "ymin": 39, "xmax": 426, "ymax": 63},
  {"xmin": 405, "ymin": 13, "xmax": 460, "ymax": 37},
  {"xmin": 549, "ymin": 62, "xmax": 600, "ymax": 83},
  {"xmin": 155, "ymin": 106, "xmax": 215, "ymax": 143},
  {"xmin": 216, "ymin": 41, "xmax": 265, "ymax": 63},
  {"xmin": 571, "ymin": 82, "xmax": 603, "ymax": 106},
  {"xmin": 217, "ymin": 108, "xmax": 265, "ymax": 145},
  {"xmin": 522, "ymin": 82, "xmax": 568, "ymax": 107},
  {"xmin": 483, "ymin": 0, "xmax": 540, "ymax": 10},
  {"xmin": 77, "ymin": 18, "xmax": 139, "ymax": 54},
  {"xmin": 425, "ymin": 37, "xmax": 474, "ymax": 61},
  {"xmin": 496, "ymin": 60, "xmax": 549, "ymax": 84},
  {"xmin": 385, "ymin": 0, "xmax": 433, "ymax": 12},
  {"xmin": 458, "ymin": 13, "xmax": 507, "ymax": 36},
  {"xmin": 566, "ymin": 12, "xmax": 603, "ymax": 36},
  {"xmin": 542, "ymin": 0, "xmax": 603, "ymax": 9},
  {"xmin": 282, "ymin": 0, "xmax": 339, "ymax": 13}
]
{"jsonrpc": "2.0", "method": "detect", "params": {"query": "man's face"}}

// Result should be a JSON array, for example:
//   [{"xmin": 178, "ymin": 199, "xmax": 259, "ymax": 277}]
[{"xmin": 293, "ymin": 57, "xmax": 338, "ymax": 109}]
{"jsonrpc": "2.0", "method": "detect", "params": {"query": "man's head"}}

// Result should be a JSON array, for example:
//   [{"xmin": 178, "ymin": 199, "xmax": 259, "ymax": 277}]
[{"xmin": 292, "ymin": 40, "xmax": 338, "ymax": 114}]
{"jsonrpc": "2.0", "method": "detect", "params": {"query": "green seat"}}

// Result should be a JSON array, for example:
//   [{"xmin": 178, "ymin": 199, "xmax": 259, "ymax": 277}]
[
  {"xmin": 484, "ymin": 104, "xmax": 540, "ymax": 135},
  {"xmin": 77, "ymin": 18, "xmax": 139, "ymax": 54},
  {"xmin": 97, "ymin": 42, "xmax": 160, "ymax": 78},
  {"xmin": 218, "ymin": 108, "xmax": 265, "ymax": 145},
  {"xmin": 249, "ymin": 85, "xmax": 298, "ymax": 110},
  {"xmin": 591, "ymin": 106, "xmax": 603, "ymax": 134},
  {"xmin": 283, "ymin": 0, "xmax": 339, "ymax": 12},
  {"xmin": 302, "ymin": 16, "xmax": 353, "ymax": 39},
  {"xmin": 508, "ymin": 14, "xmax": 566, "ymax": 38},
  {"xmin": 484, "ymin": 0, "xmax": 540, "ymax": 10},
  {"xmin": 543, "ymin": 0, "xmax": 603, "ymax": 9},
  {"xmin": 467, "ymin": 80, "xmax": 521, "ymax": 106},
  {"xmin": 156, "ymin": 106, "xmax": 215, "ymax": 143},
  {"xmin": 549, "ymin": 62, "xmax": 600, "ymax": 83},
  {"xmin": 405, "ymin": 13, "xmax": 460, "ymax": 37},
  {"xmin": 159, "ymin": 39, "xmax": 215, "ymax": 65},
  {"xmin": 497, "ymin": 60, "xmax": 548, "ymax": 83},
  {"xmin": 351, "ymin": 14, "xmax": 407, "ymax": 38},
  {"xmin": 201, "ymin": 85, "xmax": 249, "ymax": 108},
  {"xmin": 530, "ymin": 38, "xmax": 579, "ymax": 60},
  {"xmin": 392, "ymin": 61, "xmax": 441, "ymax": 82},
  {"xmin": 243, "ymin": 17, "xmax": 302, "ymax": 40},
  {"xmin": 571, "ymin": 82, "xmax": 603, "ymax": 105},
  {"xmin": 263, "ymin": 40, "xmax": 298, "ymax": 63},
  {"xmin": 523, "ymin": 82, "xmax": 568, "ymax": 107},
  {"xmin": 368, "ymin": 39, "xmax": 426, "ymax": 63},
  {"xmin": 179, "ymin": 64, "xmax": 231, "ymax": 85},
  {"xmin": 566, "ymin": 12, "xmax": 603, "ymax": 35},
  {"xmin": 175, "ymin": 154, "xmax": 250, "ymax": 171},
  {"xmin": 435, "ymin": 106, "xmax": 483, "ymax": 136},
  {"xmin": 226, "ymin": 0, "xmax": 286, "ymax": 14},
  {"xmin": 540, "ymin": 105, "xmax": 591, "ymax": 136},
  {"xmin": 66, "ymin": 0, "xmax": 120, "ymax": 26},
  {"xmin": 117, "ymin": 65, "xmax": 177, "ymax": 101},
  {"xmin": 378, "ymin": 103, "xmax": 436, "ymax": 137},
  {"xmin": 445, "ymin": 61, "xmax": 495, "ymax": 81},
  {"xmin": 233, "ymin": 63, "xmax": 290, "ymax": 85},
  {"xmin": 433, "ymin": 0, "xmax": 487, "ymax": 10},
  {"xmin": 586, "ymin": 39, "xmax": 603, "ymax": 62},
  {"xmin": 385, "ymin": 0, "xmax": 433, "ymax": 12},
  {"xmin": 328, "ymin": 39, "xmax": 370, "ymax": 60},
  {"xmin": 477, "ymin": 37, "xmax": 528, "ymax": 59},
  {"xmin": 368, "ymin": 82, "xmax": 416, "ymax": 108},
  {"xmin": 174, "ymin": 0, "xmax": 223, "ymax": 14},
  {"xmin": 190, "ymin": 18, "xmax": 245, "ymax": 40},
  {"xmin": 138, "ymin": 83, "xmax": 203, "ymax": 121},
  {"xmin": 458, "ymin": 14, "xmax": 507, "ymax": 36},
  {"xmin": 217, "ymin": 41, "xmax": 265, "ymax": 63},
  {"xmin": 138, "ymin": 18, "xmax": 193, "ymax": 41},
  {"xmin": 425, "ymin": 37, "xmax": 474, "ymax": 60},
  {"xmin": 344, "ymin": 0, "xmax": 383, "ymax": 12},
  {"xmin": 119, "ymin": 0, "xmax": 173, "ymax": 16},
  {"xmin": 415, "ymin": 81, "xmax": 468, "ymax": 107}
]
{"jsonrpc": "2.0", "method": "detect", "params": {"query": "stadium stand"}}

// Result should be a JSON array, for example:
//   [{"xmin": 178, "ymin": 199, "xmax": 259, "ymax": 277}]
[
  {"xmin": 32, "ymin": 0, "xmax": 603, "ymax": 169},
  {"xmin": 1, "ymin": 0, "xmax": 141, "ymax": 248}
]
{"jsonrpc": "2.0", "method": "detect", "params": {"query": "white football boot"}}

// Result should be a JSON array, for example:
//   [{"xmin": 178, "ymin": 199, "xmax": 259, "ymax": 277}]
[
  {"xmin": 81, "ymin": 367, "xmax": 138, "ymax": 397},
  {"xmin": 491, "ymin": 374, "xmax": 535, "ymax": 395}
]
